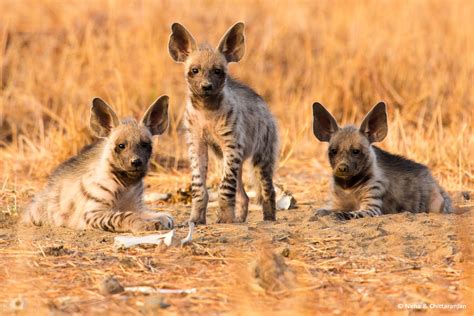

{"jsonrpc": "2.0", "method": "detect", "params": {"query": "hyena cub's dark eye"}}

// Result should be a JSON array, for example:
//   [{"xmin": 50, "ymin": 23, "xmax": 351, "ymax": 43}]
[
  {"xmin": 214, "ymin": 68, "xmax": 223, "ymax": 75},
  {"xmin": 191, "ymin": 68, "xmax": 199, "ymax": 74},
  {"xmin": 117, "ymin": 143, "xmax": 126, "ymax": 150},
  {"xmin": 140, "ymin": 142, "xmax": 152, "ymax": 150},
  {"xmin": 330, "ymin": 148, "xmax": 338, "ymax": 155},
  {"xmin": 352, "ymin": 149, "xmax": 360, "ymax": 155}
]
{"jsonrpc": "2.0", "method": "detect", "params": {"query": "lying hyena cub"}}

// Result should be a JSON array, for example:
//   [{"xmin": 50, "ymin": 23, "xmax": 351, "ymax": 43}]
[
  {"xmin": 22, "ymin": 96, "xmax": 174, "ymax": 232},
  {"xmin": 168, "ymin": 22, "xmax": 278, "ymax": 224},
  {"xmin": 312, "ymin": 101, "xmax": 452, "ymax": 220}
]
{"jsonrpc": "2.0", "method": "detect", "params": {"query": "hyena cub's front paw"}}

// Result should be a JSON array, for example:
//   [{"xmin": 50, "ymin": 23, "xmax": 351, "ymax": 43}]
[
  {"xmin": 216, "ymin": 203, "xmax": 235, "ymax": 223},
  {"xmin": 153, "ymin": 212, "xmax": 174, "ymax": 229},
  {"xmin": 188, "ymin": 210, "xmax": 207, "ymax": 225},
  {"xmin": 334, "ymin": 211, "xmax": 355, "ymax": 221},
  {"xmin": 216, "ymin": 207, "xmax": 235, "ymax": 224},
  {"xmin": 309, "ymin": 208, "xmax": 333, "ymax": 221},
  {"xmin": 131, "ymin": 212, "xmax": 174, "ymax": 232}
]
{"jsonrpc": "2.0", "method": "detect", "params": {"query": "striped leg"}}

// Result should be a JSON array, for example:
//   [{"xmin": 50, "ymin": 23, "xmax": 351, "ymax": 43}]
[
  {"xmin": 84, "ymin": 209, "xmax": 174, "ymax": 232},
  {"xmin": 217, "ymin": 145, "xmax": 242, "ymax": 223},
  {"xmin": 253, "ymin": 156, "xmax": 276, "ymax": 221},
  {"xmin": 235, "ymin": 167, "xmax": 249, "ymax": 223},
  {"xmin": 335, "ymin": 209, "xmax": 382, "ymax": 220},
  {"xmin": 335, "ymin": 192, "xmax": 383, "ymax": 220},
  {"xmin": 188, "ymin": 138, "xmax": 209, "ymax": 224}
]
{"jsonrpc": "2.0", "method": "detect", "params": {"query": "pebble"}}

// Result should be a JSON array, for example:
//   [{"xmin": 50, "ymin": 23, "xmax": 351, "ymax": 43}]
[{"xmin": 98, "ymin": 276, "xmax": 124, "ymax": 295}]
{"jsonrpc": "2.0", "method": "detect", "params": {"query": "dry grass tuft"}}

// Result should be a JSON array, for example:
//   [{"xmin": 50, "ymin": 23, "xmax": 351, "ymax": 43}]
[{"xmin": 0, "ymin": 0, "xmax": 472, "ymax": 190}]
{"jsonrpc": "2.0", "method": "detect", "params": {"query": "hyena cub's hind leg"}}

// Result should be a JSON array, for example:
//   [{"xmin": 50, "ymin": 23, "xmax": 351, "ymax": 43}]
[
  {"xmin": 21, "ymin": 196, "xmax": 45, "ymax": 226},
  {"xmin": 430, "ymin": 186, "xmax": 453, "ymax": 214},
  {"xmin": 188, "ymin": 139, "xmax": 209, "ymax": 225},
  {"xmin": 235, "ymin": 168, "xmax": 250, "ymax": 223},
  {"xmin": 253, "ymin": 155, "xmax": 277, "ymax": 221}
]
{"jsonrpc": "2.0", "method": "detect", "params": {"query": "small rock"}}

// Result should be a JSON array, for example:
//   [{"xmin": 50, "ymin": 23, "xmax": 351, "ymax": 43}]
[
  {"xmin": 276, "ymin": 195, "xmax": 297, "ymax": 210},
  {"xmin": 144, "ymin": 296, "xmax": 171, "ymax": 310},
  {"xmin": 10, "ymin": 297, "xmax": 26, "ymax": 311},
  {"xmin": 251, "ymin": 248, "xmax": 295, "ymax": 292},
  {"xmin": 275, "ymin": 184, "xmax": 297, "ymax": 210},
  {"xmin": 43, "ymin": 245, "xmax": 74, "ymax": 256},
  {"xmin": 98, "ymin": 276, "xmax": 124, "ymax": 295},
  {"xmin": 119, "ymin": 257, "xmax": 137, "ymax": 268},
  {"xmin": 281, "ymin": 247, "xmax": 290, "ymax": 257},
  {"xmin": 462, "ymin": 191, "xmax": 470, "ymax": 200}
]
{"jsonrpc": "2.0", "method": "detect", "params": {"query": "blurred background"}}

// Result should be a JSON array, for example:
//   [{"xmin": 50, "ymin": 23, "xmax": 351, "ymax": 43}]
[{"xmin": 0, "ymin": 0, "xmax": 473, "ymax": 193}]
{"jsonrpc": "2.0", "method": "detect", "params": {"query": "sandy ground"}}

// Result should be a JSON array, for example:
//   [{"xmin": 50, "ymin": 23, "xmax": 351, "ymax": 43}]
[{"xmin": 0, "ymin": 166, "xmax": 473, "ymax": 315}]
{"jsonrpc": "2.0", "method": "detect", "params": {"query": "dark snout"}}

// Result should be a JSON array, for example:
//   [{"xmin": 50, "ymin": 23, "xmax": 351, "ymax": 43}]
[
  {"xmin": 335, "ymin": 163, "xmax": 350, "ymax": 178},
  {"xmin": 201, "ymin": 83, "xmax": 213, "ymax": 92},
  {"xmin": 338, "ymin": 164, "xmax": 348, "ymax": 173},
  {"xmin": 131, "ymin": 158, "xmax": 143, "ymax": 168}
]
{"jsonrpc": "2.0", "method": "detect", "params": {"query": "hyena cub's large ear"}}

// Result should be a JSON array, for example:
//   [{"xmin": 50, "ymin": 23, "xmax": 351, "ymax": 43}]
[
  {"xmin": 312, "ymin": 102, "xmax": 339, "ymax": 142},
  {"xmin": 141, "ymin": 95, "xmax": 169, "ymax": 136},
  {"xmin": 168, "ymin": 23, "xmax": 197, "ymax": 63},
  {"xmin": 359, "ymin": 102, "xmax": 388, "ymax": 143},
  {"xmin": 90, "ymin": 98, "xmax": 120, "ymax": 137},
  {"xmin": 217, "ymin": 22, "xmax": 245, "ymax": 63}
]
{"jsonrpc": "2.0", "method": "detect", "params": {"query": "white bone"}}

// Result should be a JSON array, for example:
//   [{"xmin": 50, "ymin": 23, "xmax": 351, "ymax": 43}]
[
  {"xmin": 114, "ymin": 230, "xmax": 175, "ymax": 250},
  {"xmin": 181, "ymin": 222, "xmax": 195, "ymax": 245},
  {"xmin": 113, "ymin": 222, "xmax": 195, "ymax": 250}
]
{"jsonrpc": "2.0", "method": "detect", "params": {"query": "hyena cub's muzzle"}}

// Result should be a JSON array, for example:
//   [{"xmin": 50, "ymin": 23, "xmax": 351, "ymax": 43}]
[
  {"xmin": 201, "ymin": 82, "xmax": 214, "ymax": 95},
  {"xmin": 334, "ymin": 163, "xmax": 350, "ymax": 178},
  {"xmin": 127, "ymin": 158, "xmax": 148, "ymax": 179},
  {"xmin": 129, "ymin": 155, "xmax": 148, "ymax": 173},
  {"xmin": 131, "ymin": 157, "xmax": 144, "ymax": 168}
]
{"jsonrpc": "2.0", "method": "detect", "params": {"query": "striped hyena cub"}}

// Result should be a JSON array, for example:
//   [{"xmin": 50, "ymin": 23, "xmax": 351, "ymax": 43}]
[
  {"xmin": 22, "ymin": 96, "xmax": 174, "ymax": 232},
  {"xmin": 312, "ymin": 102, "xmax": 452, "ymax": 220},
  {"xmin": 168, "ymin": 22, "xmax": 278, "ymax": 224}
]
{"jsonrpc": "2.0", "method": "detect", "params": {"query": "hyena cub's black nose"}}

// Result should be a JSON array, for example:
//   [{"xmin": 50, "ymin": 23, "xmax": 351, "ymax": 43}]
[
  {"xmin": 131, "ymin": 158, "xmax": 143, "ymax": 167},
  {"xmin": 337, "ymin": 164, "xmax": 349, "ymax": 173},
  {"xmin": 201, "ymin": 83, "xmax": 213, "ymax": 91}
]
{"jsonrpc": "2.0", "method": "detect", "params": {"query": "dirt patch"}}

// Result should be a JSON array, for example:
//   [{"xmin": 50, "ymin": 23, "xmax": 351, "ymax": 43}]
[
  {"xmin": 0, "ymin": 190, "xmax": 472, "ymax": 314},
  {"xmin": 42, "ymin": 245, "xmax": 75, "ymax": 257}
]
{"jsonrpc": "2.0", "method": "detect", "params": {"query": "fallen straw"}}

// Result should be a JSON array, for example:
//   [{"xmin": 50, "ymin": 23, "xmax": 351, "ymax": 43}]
[{"xmin": 125, "ymin": 286, "xmax": 197, "ymax": 295}]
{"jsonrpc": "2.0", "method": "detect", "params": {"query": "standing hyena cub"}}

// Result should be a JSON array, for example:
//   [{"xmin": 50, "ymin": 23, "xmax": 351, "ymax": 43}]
[
  {"xmin": 168, "ymin": 22, "xmax": 278, "ymax": 224},
  {"xmin": 312, "ymin": 102, "xmax": 452, "ymax": 220},
  {"xmin": 22, "ymin": 96, "xmax": 174, "ymax": 232}
]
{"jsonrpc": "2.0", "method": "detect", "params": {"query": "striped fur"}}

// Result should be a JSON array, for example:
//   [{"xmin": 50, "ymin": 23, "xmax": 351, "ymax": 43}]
[
  {"xmin": 22, "ymin": 96, "xmax": 174, "ymax": 232},
  {"xmin": 312, "ymin": 102, "xmax": 452, "ymax": 220},
  {"xmin": 169, "ymin": 22, "xmax": 279, "ymax": 224}
]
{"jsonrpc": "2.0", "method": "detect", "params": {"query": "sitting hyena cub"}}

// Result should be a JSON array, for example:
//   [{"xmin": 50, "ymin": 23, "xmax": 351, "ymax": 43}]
[
  {"xmin": 312, "ymin": 101, "xmax": 452, "ymax": 220},
  {"xmin": 22, "ymin": 96, "xmax": 174, "ymax": 232},
  {"xmin": 168, "ymin": 22, "xmax": 278, "ymax": 224}
]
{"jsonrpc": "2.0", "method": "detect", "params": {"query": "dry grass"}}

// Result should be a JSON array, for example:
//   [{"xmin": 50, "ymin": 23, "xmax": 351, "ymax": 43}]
[
  {"xmin": 1, "ymin": 0, "xmax": 473, "ymax": 188},
  {"xmin": 0, "ymin": 0, "xmax": 473, "ymax": 314}
]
